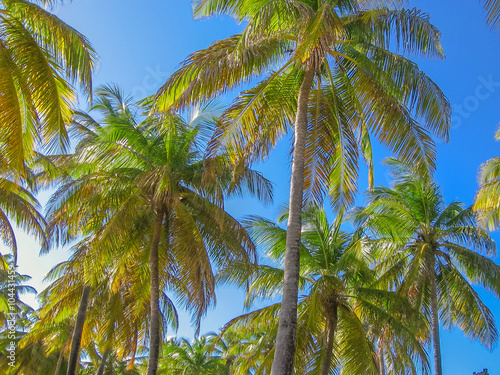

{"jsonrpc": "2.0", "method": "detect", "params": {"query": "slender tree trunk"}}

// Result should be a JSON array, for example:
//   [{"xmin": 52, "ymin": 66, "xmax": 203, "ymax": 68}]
[
  {"xmin": 430, "ymin": 269, "xmax": 443, "ymax": 375},
  {"xmin": 321, "ymin": 304, "xmax": 338, "ymax": 375},
  {"xmin": 378, "ymin": 349, "xmax": 385, "ymax": 375},
  {"xmin": 126, "ymin": 330, "xmax": 138, "ymax": 371},
  {"xmin": 54, "ymin": 339, "xmax": 69, "ymax": 375},
  {"xmin": 96, "ymin": 349, "xmax": 109, "ymax": 375},
  {"xmin": 146, "ymin": 207, "xmax": 165, "ymax": 375},
  {"xmin": 66, "ymin": 286, "xmax": 91, "ymax": 375},
  {"xmin": 271, "ymin": 67, "xmax": 315, "ymax": 375}
]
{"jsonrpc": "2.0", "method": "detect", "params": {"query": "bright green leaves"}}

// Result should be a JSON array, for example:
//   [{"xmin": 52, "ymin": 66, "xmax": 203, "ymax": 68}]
[{"xmin": 0, "ymin": 0, "xmax": 96, "ymax": 175}]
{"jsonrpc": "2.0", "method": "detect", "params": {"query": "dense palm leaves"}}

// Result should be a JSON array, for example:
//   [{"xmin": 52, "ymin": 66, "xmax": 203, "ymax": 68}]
[
  {"xmin": 159, "ymin": 335, "xmax": 229, "ymax": 375},
  {"xmin": 42, "ymin": 85, "xmax": 272, "ymax": 374},
  {"xmin": 0, "ymin": 0, "xmax": 94, "ymax": 265},
  {"xmin": 155, "ymin": 2, "xmax": 451, "ymax": 371},
  {"xmin": 353, "ymin": 159, "xmax": 500, "ymax": 375},
  {"xmin": 474, "ymin": 127, "xmax": 500, "ymax": 230},
  {"xmin": 0, "ymin": 0, "xmax": 96, "ymax": 175},
  {"xmin": 1, "ymin": 1, "xmax": 499, "ymax": 374},
  {"xmin": 219, "ymin": 205, "xmax": 429, "ymax": 375}
]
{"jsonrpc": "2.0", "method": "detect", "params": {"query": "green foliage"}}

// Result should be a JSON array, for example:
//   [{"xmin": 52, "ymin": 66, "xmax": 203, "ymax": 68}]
[
  {"xmin": 158, "ymin": 335, "xmax": 230, "ymax": 375},
  {"xmin": 0, "ymin": 0, "xmax": 96, "ymax": 174},
  {"xmin": 156, "ymin": 0, "xmax": 451, "ymax": 210},
  {"xmin": 354, "ymin": 159, "xmax": 500, "ymax": 372},
  {"xmin": 218, "ymin": 204, "xmax": 429, "ymax": 374}
]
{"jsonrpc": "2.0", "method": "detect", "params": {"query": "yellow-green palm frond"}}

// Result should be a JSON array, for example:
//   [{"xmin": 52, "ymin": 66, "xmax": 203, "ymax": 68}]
[
  {"xmin": 349, "ymin": 8, "xmax": 444, "ymax": 59},
  {"xmin": 0, "ymin": 0, "xmax": 96, "ymax": 174},
  {"xmin": 0, "ymin": 173, "xmax": 46, "ymax": 262},
  {"xmin": 154, "ymin": 34, "xmax": 291, "ymax": 111},
  {"xmin": 438, "ymin": 264, "xmax": 498, "ymax": 349},
  {"xmin": 474, "ymin": 156, "xmax": 500, "ymax": 230},
  {"xmin": 4, "ymin": 0, "xmax": 96, "ymax": 93}
]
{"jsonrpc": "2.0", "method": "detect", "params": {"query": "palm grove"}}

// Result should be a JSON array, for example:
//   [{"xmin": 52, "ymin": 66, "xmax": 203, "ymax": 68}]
[{"xmin": 0, "ymin": 0, "xmax": 499, "ymax": 375}]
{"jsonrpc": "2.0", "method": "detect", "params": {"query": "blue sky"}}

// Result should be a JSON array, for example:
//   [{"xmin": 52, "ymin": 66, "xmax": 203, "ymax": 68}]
[{"xmin": 10, "ymin": 0, "xmax": 500, "ymax": 373}]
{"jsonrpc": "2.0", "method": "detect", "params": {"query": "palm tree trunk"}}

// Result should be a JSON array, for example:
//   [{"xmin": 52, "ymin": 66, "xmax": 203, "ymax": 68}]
[
  {"xmin": 321, "ymin": 304, "xmax": 338, "ymax": 375},
  {"xmin": 66, "ymin": 285, "xmax": 91, "ymax": 375},
  {"xmin": 271, "ymin": 67, "xmax": 315, "ymax": 375},
  {"xmin": 377, "ymin": 327, "xmax": 388, "ymax": 375},
  {"xmin": 378, "ymin": 346, "xmax": 386, "ymax": 375},
  {"xmin": 430, "ymin": 271, "xmax": 443, "ymax": 375},
  {"xmin": 146, "ymin": 207, "xmax": 165, "ymax": 375},
  {"xmin": 54, "ymin": 339, "xmax": 69, "ymax": 375},
  {"xmin": 126, "ymin": 330, "xmax": 138, "ymax": 371},
  {"xmin": 96, "ymin": 349, "xmax": 109, "ymax": 375}
]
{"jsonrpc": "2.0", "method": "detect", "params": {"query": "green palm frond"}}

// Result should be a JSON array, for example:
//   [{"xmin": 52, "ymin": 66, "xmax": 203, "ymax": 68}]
[
  {"xmin": 0, "ymin": 0, "xmax": 96, "ymax": 174},
  {"xmin": 474, "ymin": 154, "xmax": 500, "ymax": 230},
  {"xmin": 358, "ymin": 159, "xmax": 500, "ymax": 371}
]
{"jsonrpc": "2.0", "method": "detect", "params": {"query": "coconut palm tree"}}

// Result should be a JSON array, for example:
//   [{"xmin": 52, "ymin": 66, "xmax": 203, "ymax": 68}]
[
  {"xmin": 474, "ymin": 126, "xmax": 500, "ymax": 230},
  {"xmin": 44, "ymin": 85, "xmax": 273, "ymax": 375},
  {"xmin": 155, "ymin": 2, "xmax": 451, "ymax": 372},
  {"xmin": 33, "ymin": 236, "xmax": 168, "ymax": 375},
  {"xmin": 158, "ymin": 335, "xmax": 230, "ymax": 375},
  {"xmin": 353, "ymin": 158, "xmax": 500, "ymax": 375},
  {"xmin": 219, "ymin": 204, "xmax": 428, "ymax": 375},
  {"xmin": 14, "ymin": 318, "xmax": 73, "ymax": 375},
  {"xmin": 0, "ymin": 0, "xmax": 96, "ymax": 175},
  {"xmin": 217, "ymin": 323, "xmax": 277, "ymax": 375}
]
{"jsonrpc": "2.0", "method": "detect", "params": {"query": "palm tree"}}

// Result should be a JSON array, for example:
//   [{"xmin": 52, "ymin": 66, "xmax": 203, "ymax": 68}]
[
  {"xmin": 217, "ymin": 323, "xmax": 277, "ymax": 375},
  {"xmin": 474, "ymin": 126, "xmax": 500, "ymax": 230},
  {"xmin": 15, "ymin": 318, "xmax": 73, "ymax": 375},
  {"xmin": 155, "ymin": 2, "xmax": 451, "ymax": 372},
  {"xmin": 220, "ymin": 204, "xmax": 428, "ymax": 375},
  {"xmin": 353, "ymin": 159, "xmax": 500, "ymax": 375},
  {"xmin": 44, "ymin": 85, "xmax": 273, "ymax": 375},
  {"xmin": 0, "ymin": 165, "xmax": 46, "ymax": 263},
  {"xmin": 0, "ymin": 0, "xmax": 96, "ymax": 175},
  {"xmin": 158, "ymin": 335, "xmax": 229, "ymax": 375},
  {"xmin": 36, "ymin": 234, "xmax": 179, "ymax": 375}
]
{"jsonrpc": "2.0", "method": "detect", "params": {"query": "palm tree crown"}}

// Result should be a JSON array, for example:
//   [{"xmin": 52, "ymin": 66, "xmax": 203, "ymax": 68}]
[
  {"xmin": 43, "ymin": 85, "xmax": 273, "ymax": 375},
  {"xmin": 474, "ymin": 126, "xmax": 500, "ymax": 230},
  {"xmin": 353, "ymin": 159, "xmax": 500, "ymax": 375},
  {"xmin": 220, "ymin": 204, "xmax": 428, "ymax": 375}
]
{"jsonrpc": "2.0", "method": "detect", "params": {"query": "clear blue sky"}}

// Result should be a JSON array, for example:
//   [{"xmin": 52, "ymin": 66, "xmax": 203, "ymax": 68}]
[{"xmin": 12, "ymin": 0, "xmax": 500, "ymax": 373}]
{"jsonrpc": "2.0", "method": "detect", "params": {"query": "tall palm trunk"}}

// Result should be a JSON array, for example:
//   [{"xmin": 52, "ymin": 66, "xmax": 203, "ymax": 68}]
[
  {"xmin": 126, "ymin": 330, "xmax": 138, "ymax": 371},
  {"xmin": 430, "ymin": 269, "xmax": 443, "ymax": 375},
  {"xmin": 321, "ymin": 304, "xmax": 338, "ymax": 375},
  {"xmin": 66, "ymin": 286, "xmax": 91, "ymax": 375},
  {"xmin": 377, "ymin": 328, "xmax": 388, "ymax": 375},
  {"xmin": 271, "ymin": 67, "xmax": 315, "ymax": 375},
  {"xmin": 96, "ymin": 349, "xmax": 109, "ymax": 375},
  {"xmin": 146, "ymin": 207, "xmax": 165, "ymax": 375}
]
